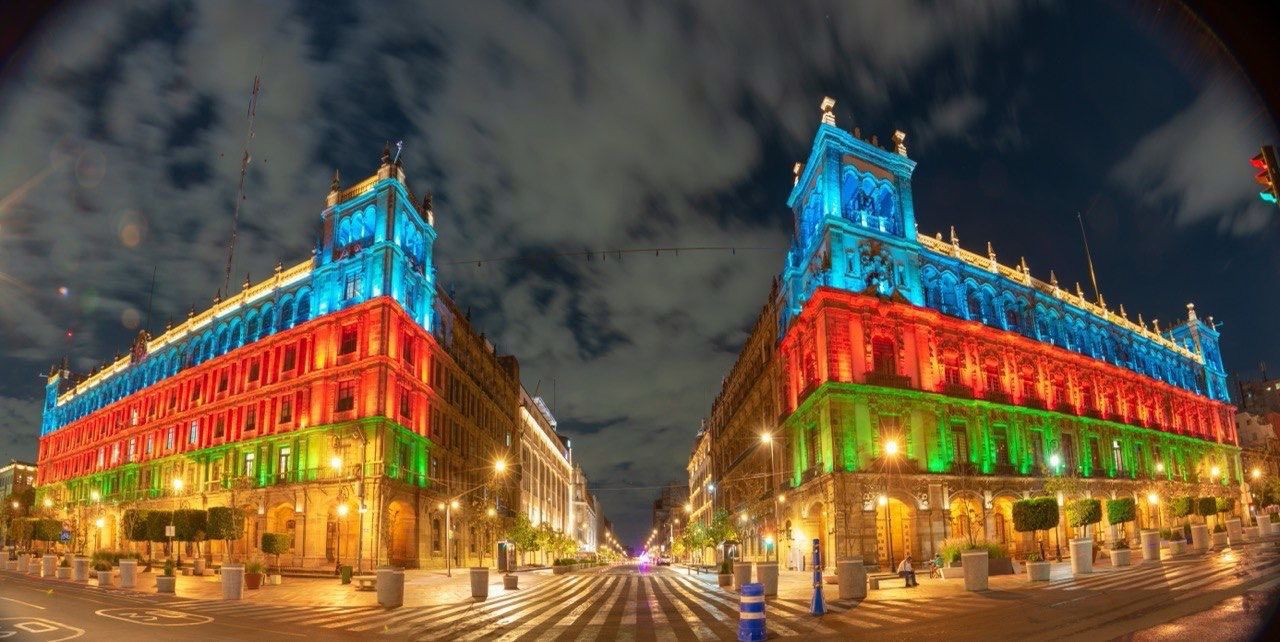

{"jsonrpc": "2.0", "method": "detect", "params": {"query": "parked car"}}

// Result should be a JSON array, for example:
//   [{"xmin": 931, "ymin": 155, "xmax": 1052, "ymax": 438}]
[{"xmin": 657, "ymin": 555, "xmax": 672, "ymax": 566}]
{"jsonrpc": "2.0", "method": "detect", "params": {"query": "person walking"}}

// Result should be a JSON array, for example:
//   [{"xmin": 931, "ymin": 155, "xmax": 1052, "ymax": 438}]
[{"xmin": 897, "ymin": 554, "xmax": 919, "ymax": 587}]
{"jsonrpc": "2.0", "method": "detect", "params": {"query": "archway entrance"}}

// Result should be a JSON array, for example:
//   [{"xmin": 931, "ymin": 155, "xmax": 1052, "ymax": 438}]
[
  {"xmin": 948, "ymin": 496, "xmax": 984, "ymax": 543},
  {"xmin": 386, "ymin": 500, "xmax": 414, "ymax": 566},
  {"xmin": 268, "ymin": 504, "xmax": 297, "ymax": 566},
  {"xmin": 794, "ymin": 502, "xmax": 827, "ymax": 570},
  {"xmin": 875, "ymin": 496, "xmax": 915, "ymax": 570},
  {"xmin": 991, "ymin": 496, "xmax": 1017, "ymax": 557}
]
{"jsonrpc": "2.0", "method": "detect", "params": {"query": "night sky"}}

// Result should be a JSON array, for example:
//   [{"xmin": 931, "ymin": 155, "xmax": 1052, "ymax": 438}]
[{"xmin": 0, "ymin": 1, "xmax": 1276, "ymax": 549}]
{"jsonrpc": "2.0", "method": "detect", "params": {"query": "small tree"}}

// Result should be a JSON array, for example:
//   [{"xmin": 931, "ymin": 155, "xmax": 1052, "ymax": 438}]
[
  {"xmin": 1195, "ymin": 497, "xmax": 1217, "ymax": 525},
  {"xmin": 261, "ymin": 533, "xmax": 292, "ymax": 573},
  {"xmin": 207, "ymin": 507, "xmax": 245, "ymax": 563},
  {"xmin": 1106, "ymin": 497, "xmax": 1137, "ymax": 541},
  {"xmin": 1012, "ymin": 497, "xmax": 1059, "ymax": 560},
  {"xmin": 1214, "ymin": 496, "xmax": 1235, "ymax": 527},
  {"xmin": 1067, "ymin": 498, "xmax": 1102, "ymax": 539},
  {"xmin": 705, "ymin": 509, "xmax": 738, "ymax": 562},
  {"xmin": 10, "ymin": 518, "xmax": 33, "ymax": 549},
  {"xmin": 32, "ymin": 518, "xmax": 62, "ymax": 553},
  {"xmin": 505, "ymin": 512, "xmax": 539, "ymax": 567},
  {"xmin": 1171, "ymin": 496, "xmax": 1195, "ymax": 531},
  {"xmin": 145, "ymin": 510, "xmax": 173, "ymax": 559},
  {"xmin": 173, "ymin": 509, "xmax": 208, "ymax": 561}
]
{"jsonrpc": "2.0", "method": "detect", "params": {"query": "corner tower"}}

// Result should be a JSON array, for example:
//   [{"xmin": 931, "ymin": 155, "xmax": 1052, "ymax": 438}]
[
  {"xmin": 312, "ymin": 145, "xmax": 438, "ymax": 330},
  {"xmin": 780, "ymin": 97, "xmax": 922, "ymax": 334}
]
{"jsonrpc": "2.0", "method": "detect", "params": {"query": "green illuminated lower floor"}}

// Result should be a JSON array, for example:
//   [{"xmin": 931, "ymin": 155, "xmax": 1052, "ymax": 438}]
[{"xmin": 785, "ymin": 381, "xmax": 1243, "ymax": 487}]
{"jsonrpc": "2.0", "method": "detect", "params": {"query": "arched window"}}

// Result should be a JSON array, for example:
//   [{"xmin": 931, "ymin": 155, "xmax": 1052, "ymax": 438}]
[
  {"xmin": 872, "ymin": 337, "xmax": 897, "ymax": 375},
  {"xmin": 1004, "ymin": 306, "xmax": 1020, "ymax": 332},
  {"xmin": 279, "ymin": 299, "xmax": 294, "ymax": 332},
  {"xmin": 294, "ymin": 291, "xmax": 311, "ymax": 325},
  {"xmin": 942, "ymin": 351, "xmax": 962, "ymax": 386},
  {"xmin": 967, "ymin": 291, "xmax": 984, "ymax": 322}
]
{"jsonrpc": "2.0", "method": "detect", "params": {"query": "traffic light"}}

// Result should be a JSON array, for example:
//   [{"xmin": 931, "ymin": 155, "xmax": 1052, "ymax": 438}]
[{"xmin": 1251, "ymin": 145, "xmax": 1279, "ymax": 205}]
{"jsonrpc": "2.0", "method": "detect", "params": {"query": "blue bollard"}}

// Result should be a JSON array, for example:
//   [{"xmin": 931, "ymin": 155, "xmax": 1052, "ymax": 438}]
[
  {"xmin": 810, "ymin": 538, "xmax": 825, "ymax": 616},
  {"xmin": 738, "ymin": 582, "xmax": 766, "ymax": 642}
]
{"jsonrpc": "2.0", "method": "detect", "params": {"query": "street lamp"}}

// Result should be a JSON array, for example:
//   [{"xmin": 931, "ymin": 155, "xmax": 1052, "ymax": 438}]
[
  {"xmin": 336, "ymin": 502, "xmax": 350, "ymax": 573},
  {"xmin": 42, "ymin": 498, "xmax": 52, "ymax": 509},
  {"xmin": 441, "ymin": 459, "xmax": 507, "ymax": 577},
  {"xmin": 172, "ymin": 478, "xmax": 184, "ymax": 492},
  {"xmin": 9, "ymin": 501, "xmax": 17, "ymax": 510},
  {"xmin": 1147, "ymin": 492, "xmax": 1161, "ymax": 529},
  {"xmin": 89, "ymin": 490, "xmax": 101, "ymax": 502},
  {"xmin": 884, "ymin": 439, "xmax": 899, "ymax": 457},
  {"xmin": 1252, "ymin": 468, "xmax": 1261, "ymax": 480},
  {"xmin": 1049, "ymin": 453, "xmax": 1061, "ymax": 471},
  {"xmin": 330, "ymin": 455, "xmax": 343, "ymax": 472},
  {"xmin": 1155, "ymin": 462, "xmax": 1165, "ymax": 474}
]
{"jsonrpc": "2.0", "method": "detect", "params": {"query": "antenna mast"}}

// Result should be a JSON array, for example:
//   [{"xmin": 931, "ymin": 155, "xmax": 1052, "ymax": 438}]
[
  {"xmin": 1077, "ymin": 213, "xmax": 1101, "ymax": 305},
  {"xmin": 223, "ymin": 74, "xmax": 262, "ymax": 296}
]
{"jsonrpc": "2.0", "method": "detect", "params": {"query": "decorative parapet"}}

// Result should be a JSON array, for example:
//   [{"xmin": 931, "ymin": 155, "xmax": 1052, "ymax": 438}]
[{"xmin": 917, "ymin": 233, "xmax": 1201, "ymax": 364}]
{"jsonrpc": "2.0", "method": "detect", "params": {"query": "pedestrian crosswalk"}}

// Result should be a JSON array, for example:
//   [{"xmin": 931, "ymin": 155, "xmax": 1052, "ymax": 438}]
[
  {"xmin": 147, "ymin": 570, "xmax": 843, "ymax": 640},
  {"xmin": 47, "ymin": 543, "xmax": 1278, "ymax": 640}
]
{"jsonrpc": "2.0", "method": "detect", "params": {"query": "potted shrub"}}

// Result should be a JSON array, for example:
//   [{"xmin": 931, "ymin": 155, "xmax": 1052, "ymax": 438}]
[
  {"xmin": 157, "ymin": 559, "xmax": 177, "ymax": 593},
  {"xmin": 1067, "ymin": 498, "xmax": 1102, "ymax": 575},
  {"xmin": 244, "ymin": 560, "xmax": 265, "ymax": 590},
  {"xmin": 960, "ymin": 541, "xmax": 991, "ymax": 591},
  {"xmin": 1191, "ymin": 497, "xmax": 1215, "ymax": 551},
  {"xmin": 260, "ymin": 533, "xmax": 291, "ymax": 585},
  {"xmin": 717, "ymin": 560, "xmax": 733, "ymax": 587},
  {"xmin": 1012, "ymin": 497, "xmax": 1058, "ymax": 581},
  {"xmin": 1211, "ymin": 523, "xmax": 1228, "ymax": 548},
  {"xmin": 94, "ymin": 561, "xmax": 112, "ymax": 587},
  {"xmin": 1109, "ymin": 540, "xmax": 1132, "ymax": 567},
  {"xmin": 56, "ymin": 556, "xmax": 72, "ymax": 579},
  {"xmin": 1216, "ymin": 497, "xmax": 1241, "ymax": 543}
]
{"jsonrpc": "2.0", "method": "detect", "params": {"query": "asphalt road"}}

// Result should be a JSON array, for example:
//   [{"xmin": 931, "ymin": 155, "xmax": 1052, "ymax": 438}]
[{"xmin": 0, "ymin": 571, "xmax": 351, "ymax": 641}]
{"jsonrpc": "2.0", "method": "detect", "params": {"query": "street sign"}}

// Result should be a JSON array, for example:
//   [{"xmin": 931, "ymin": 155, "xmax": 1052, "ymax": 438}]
[{"xmin": 164, "ymin": 525, "xmax": 175, "ymax": 538}]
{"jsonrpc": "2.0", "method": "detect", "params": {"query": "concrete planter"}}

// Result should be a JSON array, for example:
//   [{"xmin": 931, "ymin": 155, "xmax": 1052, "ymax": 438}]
[
  {"xmin": 1167, "ymin": 539, "xmax": 1185, "ymax": 556},
  {"xmin": 5, "ymin": 560, "xmax": 16, "ymax": 571},
  {"xmin": 1260, "ymin": 518, "xmax": 1274, "ymax": 537},
  {"xmin": 552, "ymin": 565, "xmax": 570, "ymax": 575},
  {"xmin": 756, "ymin": 562, "xmax": 778, "ymax": 597},
  {"xmin": 156, "ymin": 576, "xmax": 176, "ymax": 593},
  {"xmin": 221, "ymin": 564, "xmax": 244, "ymax": 600},
  {"xmin": 17, "ymin": 554, "xmax": 30, "ymax": 572},
  {"xmin": 1027, "ymin": 561, "xmax": 1051, "ymax": 581},
  {"xmin": 1111, "ymin": 548, "xmax": 1132, "ymax": 567},
  {"xmin": 268, "ymin": 574, "xmax": 282, "ymax": 585},
  {"xmin": 56, "ymin": 566, "xmax": 71, "ymax": 579},
  {"xmin": 96, "ymin": 570, "xmax": 111, "ymax": 587},
  {"xmin": 27, "ymin": 557, "xmax": 40, "ymax": 575},
  {"xmin": 1141, "ymin": 531, "xmax": 1161, "ymax": 562},
  {"xmin": 837, "ymin": 558, "xmax": 867, "ymax": 600},
  {"xmin": 1190, "ymin": 524, "xmax": 1209, "ymax": 552},
  {"xmin": 1226, "ymin": 519, "xmax": 1242, "ymax": 544},
  {"xmin": 42, "ymin": 555, "xmax": 56, "ymax": 577},
  {"xmin": 118, "ymin": 559, "xmax": 137, "ymax": 589},
  {"xmin": 194, "ymin": 558, "xmax": 206, "ymax": 576},
  {"xmin": 72, "ymin": 557, "xmax": 89, "ymax": 581},
  {"xmin": 1211, "ymin": 532, "xmax": 1228, "ymax": 548},
  {"xmin": 962, "ymin": 550, "xmax": 989, "ymax": 591},
  {"xmin": 470, "ymin": 567, "xmax": 489, "ymax": 599},
  {"xmin": 1070, "ymin": 539, "xmax": 1093, "ymax": 575},
  {"xmin": 717, "ymin": 573, "xmax": 733, "ymax": 587},
  {"xmin": 377, "ymin": 567, "xmax": 404, "ymax": 608},
  {"xmin": 503, "ymin": 574, "xmax": 518, "ymax": 590},
  {"xmin": 732, "ymin": 563, "xmax": 752, "ymax": 591},
  {"xmin": 1244, "ymin": 526, "xmax": 1260, "ymax": 541}
]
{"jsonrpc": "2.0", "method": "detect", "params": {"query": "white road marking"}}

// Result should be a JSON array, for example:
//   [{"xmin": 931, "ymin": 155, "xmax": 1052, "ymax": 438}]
[{"xmin": 0, "ymin": 597, "xmax": 45, "ymax": 610}]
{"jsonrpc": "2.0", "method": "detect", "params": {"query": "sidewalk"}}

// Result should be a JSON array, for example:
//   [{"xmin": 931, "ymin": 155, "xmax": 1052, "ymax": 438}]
[{"xmin": 64, "ymin": 564, "xmax": 573, "ymax": 607}]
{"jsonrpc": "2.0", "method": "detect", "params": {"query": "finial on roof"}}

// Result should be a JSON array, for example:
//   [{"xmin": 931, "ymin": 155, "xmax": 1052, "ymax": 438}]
[
  {"xmin": 243, "ymin": 273, "xmax": 251, "ymax": 290},
  {"xmin": 986, "ymin": 241, "xmax": 995, "ymax": 259},
  {"xmin": 870, "ymin": 134, "xmax": 879, "ymax": 147},
  {"xmin": 329, "ymin": 169, "xmax": 340, "ymax": 193},
  {"xmin": 1075, "ymin": 282, "xmax": 1084, "ymax": 298},
  {"xmin": 274, "ymin": 260, "xmax": 283, "ymax": 273},
  {"xmin": 1153, "ymin": 318, "xmax": 1161, "ymax": 333},
  {"xmin": 381, "ymin": 142, "xmax": 392, "ymax": 166},
  {"xmin": 1137, "ymin": 313, "xmax": 1145, "ymax": 329},
  {"xmin": 1049, "ymin": 270, "xmax": 1059, "ymax": 287},
  {"xmin": 1018, "ymin": 256, "xmax": 1029, "ymax": 274},
  {"xmin": 422, "ymin": 193, "xmax": 433, "ymax": 213},
  {"xmin": 853, "ymin": 127, "xmax": 862, "ymax": 139},
  {"xmin": 820, "ymin": 96, "xmax": 836, "ymax": 126},
  {"xmin": 949, "ymin": 225, "xmax": 959, "ymax": 246},
  {"xmin": 893, "ymin": 130, "xmax": 908, "ymax": 157},
  {"xmin": 1119, "ymin": 304, "xmax": 1128, "ymax": 319},
  {"xmin": 1098, "ymin": 293, "xmax": 1107, "ymax": 309},
  {"xmin": 188, "ymin": 304, "xmax": 195, "ymax": 319},
  {"xmin": 792, "ymin": 162, "xmax": 803, "ymax": 187},
  {"xmin": 213, "ymin": 290, "xmax": 222, "ymax": 305},
  {"xmin": 165, "ymin": 318, "xmax": 173, "ymax": 331},
  {"xmin": 1186, "ymin": 302, "xmax": 1197, "ymax": 321}
]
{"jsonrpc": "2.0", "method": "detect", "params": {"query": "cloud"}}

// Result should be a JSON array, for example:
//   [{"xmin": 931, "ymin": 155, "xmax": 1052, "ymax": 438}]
[
  {"xmin": 0, "ymin": 397, "xmax": 41, "ymax": 463},
  {"xmin": 1110, "ymin": 79, "xmax": 1278, "ymax": 236},
  {"xmin": 0, "ymin": 0, "xmax": 1033, "ymax": 545}
]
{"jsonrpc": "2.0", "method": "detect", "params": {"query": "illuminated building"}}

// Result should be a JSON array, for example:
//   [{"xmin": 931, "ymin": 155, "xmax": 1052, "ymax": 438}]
[
  {"xmin": 34, "ymin": 148, "xmax": 524, "ymax": 570},
  {"xmin": 517, "ymin": 389, "xmax": 573, "ymax": 562},
  {"xmin": 702, "ymin": 98, "xmax": 1243, "ymax": 570},
  {"xmin": 1, "ymin": 460, "xmax": 37, "ymax": 546}
]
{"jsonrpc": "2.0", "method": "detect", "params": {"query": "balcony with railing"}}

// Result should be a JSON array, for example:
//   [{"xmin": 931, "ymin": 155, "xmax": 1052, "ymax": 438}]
[{"xmin": 865, "ymin": 372, "xmax": 914, "ymax": 390}]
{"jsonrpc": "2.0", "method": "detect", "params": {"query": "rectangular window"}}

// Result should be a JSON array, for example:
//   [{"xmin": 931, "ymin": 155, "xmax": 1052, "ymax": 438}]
[
  {"xmin": 245, "ymin": 407, "xmax": 256, "ymax": 431},
  {"xmin": 188, "ymin": 421, "xmax": 199, "ymax": 445},
  {"xmin": 218, "ymin": 372, "xmax": 229, "ymax": 392},
  {"xmin": 337, "ymin": 381, "xmax": 356, "ymax": 412},
  {"xmin": 279, "ymin": 398, "xmax": 293, "ymax": 424},
  {"xmin": 1060, "ymin": 433, "xmax": 1077, "ymax": 472},
  {"xmin": 343, "ymin": 272, "xmax": 360, "ymax": 300},
  {"xmin": 277, "ymin": 446, "xmax": 292, "ymax": 479},
  {"xmin": 339, "ymin": 325, "xmax": 358, "ymax": 355},
  {"xmin": 282, "ymin": 346, "xmax": 297, "ymax": 372},
  {"xmin": 126, "ymin": 438, "xmax": 136, "ymax": 462},
  {"xmin": 402, "ymin": 333, "xmax": 415, "ymax": 364},
  {"xmin": 248, "ymin": 360, "xmax": 260, "ymax": 382},
  {"xmin": 145, "ymin": 434, "xmax": 153, "ymax": 456},
  {"xmin": 244, "ymin": 452, "xmax": 256, "ymax": 478},
  {"xmin": 399, "ymin": 386, "xmax": 412, "ymax": 419},
  {"xmin": 166, "ymin": 427, "xmax": 175, "ymax": 451},
  {"xmin": 992, "ymin": 427, "xmax": 1009, "ymax": 467},
  {"xmin": 1112, "ymin": 439, "xmax": 1124, "ymax": 475},
  {"xmin": 191, "ymin": 383, "xmax": 201, "ymax": 401}
]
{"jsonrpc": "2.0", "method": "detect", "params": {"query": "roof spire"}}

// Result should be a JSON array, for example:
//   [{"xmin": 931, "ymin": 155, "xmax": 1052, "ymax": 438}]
[
  {"xmin": 892, "ymin": 130, "xmax": 908, "ymax": 157},
  {"xmin": 330, "ymin": 169, "xmax": 341, "ymax": 193}
]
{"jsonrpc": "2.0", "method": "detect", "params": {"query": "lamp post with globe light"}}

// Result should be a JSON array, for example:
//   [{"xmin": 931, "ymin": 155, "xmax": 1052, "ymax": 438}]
[{"xmin": 438, "ymin": 458, "xmax": 508, "ymax": 577}]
